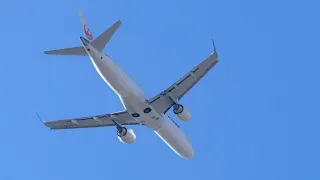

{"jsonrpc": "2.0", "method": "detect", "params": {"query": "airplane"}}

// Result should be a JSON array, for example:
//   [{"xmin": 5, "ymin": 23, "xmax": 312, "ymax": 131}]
[{"xmin": 42, "ymin": 9, "xmax": 219, "ymax": 160}]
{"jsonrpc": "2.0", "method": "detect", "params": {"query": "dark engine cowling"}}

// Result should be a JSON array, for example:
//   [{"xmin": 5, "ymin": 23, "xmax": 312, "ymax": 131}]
[
  {"xmin": 173, "ymin": 104, "xmax": 191, "ymax": 122},
  {"xmin": 117, "ymin": 127, "xmax": 136, "ymax": 144}
]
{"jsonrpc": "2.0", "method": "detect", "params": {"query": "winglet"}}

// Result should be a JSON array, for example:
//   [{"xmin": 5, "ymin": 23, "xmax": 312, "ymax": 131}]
[
  {"xmin": 212, "ymin": 39, "xmax": 217, "ymax": 54},
  {"xmin": 212, "ymin": 39, "xmax": 218, "ymax": 59},
  {"xmin": 36, "ymin": 112, "xmax": 45, "ymax": 123}
]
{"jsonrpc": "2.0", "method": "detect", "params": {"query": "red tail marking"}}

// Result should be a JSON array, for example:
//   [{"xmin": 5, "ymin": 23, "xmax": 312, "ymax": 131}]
[{"xmin": 84, "ymin": 24, "xmax": 93, "ymax": 40}]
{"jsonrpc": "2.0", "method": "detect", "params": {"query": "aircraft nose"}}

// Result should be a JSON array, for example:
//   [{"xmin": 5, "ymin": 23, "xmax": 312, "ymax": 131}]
[
  {"xmin": 80, "ymin": 36, "xmax": 89, "ymax": 46},
  {"xmin": 183, "ymin": 148, "xmax": 194, "ymax": 160},
  {"xmin": 180, "ymin": 146, "xmax": 194, "ymax": 160}
]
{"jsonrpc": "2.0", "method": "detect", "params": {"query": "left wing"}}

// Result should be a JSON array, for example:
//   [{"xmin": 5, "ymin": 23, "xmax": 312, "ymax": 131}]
[
  {"xmin": 148, "ymin": 41, "xmax": 219, "ymax": 114},
  {"xmin": 43, "ymin": 110, "xmax": 140, "ymax": 130}
]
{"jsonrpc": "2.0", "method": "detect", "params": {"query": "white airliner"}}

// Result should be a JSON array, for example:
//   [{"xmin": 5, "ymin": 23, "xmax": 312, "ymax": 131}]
[{"xmin": 42, "ymin": 10, "xmax": 218, "ymax": 159}]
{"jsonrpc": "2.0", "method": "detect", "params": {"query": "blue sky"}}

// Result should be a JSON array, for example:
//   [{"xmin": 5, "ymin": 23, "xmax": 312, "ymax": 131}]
[{"xmin": 0, "ymin": 0, "xmax": 319, "ymax": 179}]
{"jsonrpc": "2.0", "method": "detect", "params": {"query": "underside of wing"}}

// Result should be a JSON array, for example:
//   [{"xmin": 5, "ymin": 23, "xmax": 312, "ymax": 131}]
[
  {"xmin": 149, "ymin": 51, "xmax": 219, "ymax": 114},
  {"xmin": 44, "ymin": 46, "xmax": 88, "ymax": 56},
  {"xmin": 44, "ymin": 110, "xmax": 140, "ymax": 130}
]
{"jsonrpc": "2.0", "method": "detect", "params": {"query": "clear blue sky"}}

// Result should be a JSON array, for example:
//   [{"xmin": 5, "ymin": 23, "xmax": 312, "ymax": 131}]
[{"xmin": 0, "ymin": 0, "xmax": 319, "ymax": 179}]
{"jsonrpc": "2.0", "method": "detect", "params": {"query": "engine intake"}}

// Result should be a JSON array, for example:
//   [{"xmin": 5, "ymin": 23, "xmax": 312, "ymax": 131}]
[
  {"xmin": 173, "ymin": 104, "xmax": 191, "ymax": 122},
  {"xmin": 117, "ymin": 127, "xmax": 136, "ymax": 144}
]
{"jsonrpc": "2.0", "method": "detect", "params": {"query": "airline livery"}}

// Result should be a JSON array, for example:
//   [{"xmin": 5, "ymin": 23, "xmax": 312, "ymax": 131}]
[{"xmin": 42, "ymin": 10, "xmax": 219, "ymax": 159}]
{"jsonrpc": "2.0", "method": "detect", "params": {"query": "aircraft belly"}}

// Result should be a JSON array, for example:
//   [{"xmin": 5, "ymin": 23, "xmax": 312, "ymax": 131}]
[
  {"xmin": 89, "ymin": 55, "xmax": 131, "ymax": 97},
  {"xmin": 120, "ymin": 92, "xmax": 194, "ymax": 159},
  {"xmin": 154, "ymin": 115, "xmax": 194, "ymax": 159},
  {"xmin": 87, "ymin": 47, "xmax": 193, "ymax": 158},
  {"xmin": 118, "ymin": 95, "xmax": 162, "ymax": 128}
]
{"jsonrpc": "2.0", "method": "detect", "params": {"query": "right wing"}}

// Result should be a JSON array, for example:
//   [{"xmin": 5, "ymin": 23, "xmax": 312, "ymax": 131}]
[
  {"xmin": 148, "ymin": 41, "xmax": 219, "ymax": 114},
  {"xmin": 43, "ymin": 110, "xmax": 140, "ymax": 130}
]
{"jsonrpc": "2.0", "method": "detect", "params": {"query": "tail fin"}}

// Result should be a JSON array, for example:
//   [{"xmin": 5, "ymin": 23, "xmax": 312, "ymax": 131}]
[
  {"xmin": 44, "ymin": 9, "xmax": 121, "ymax": 56},
  {"xmin": 77, "ymin": 9, "xmax": 94, "ymax": 41}
]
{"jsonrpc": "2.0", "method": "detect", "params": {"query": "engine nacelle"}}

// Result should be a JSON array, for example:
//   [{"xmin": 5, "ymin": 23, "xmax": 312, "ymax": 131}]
[
  {"xmin": 173, "ymin": 104, "xmax": 191, "ymax": 122},
  {"xmin": 117, "ymin": 127, "xmax": 136, "ymax": 144}
]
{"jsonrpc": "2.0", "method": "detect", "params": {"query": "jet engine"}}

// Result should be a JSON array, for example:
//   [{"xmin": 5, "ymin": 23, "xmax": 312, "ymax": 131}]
[
  {"xmin": 117, "ymin": 127, "xmax": 136, "ymax": 144},
  {"xmin": 173, "ymin": 104, "xmax": 191, "ymax": 122}
]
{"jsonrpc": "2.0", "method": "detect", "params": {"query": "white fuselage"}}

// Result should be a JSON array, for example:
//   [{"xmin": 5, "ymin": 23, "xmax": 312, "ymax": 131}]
[{"xmin": 83, "ymin": 42, "xmax": 194, "ymax": 159}]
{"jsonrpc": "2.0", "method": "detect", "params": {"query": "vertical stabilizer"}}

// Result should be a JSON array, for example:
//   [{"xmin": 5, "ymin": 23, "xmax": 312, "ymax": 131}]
[{"xmin": 77, "ymin": 9, "xmax": 94, "ymax": 41}]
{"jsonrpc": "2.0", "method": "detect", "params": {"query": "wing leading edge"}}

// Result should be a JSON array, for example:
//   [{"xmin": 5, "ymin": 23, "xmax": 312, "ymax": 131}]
[
  {"xmin": 43, "ymin": 110, "xmax": 141, "ymax": 130},
  {"xmin": 149, "ymin": 42, "xmax": 219, "ymax": 114}
]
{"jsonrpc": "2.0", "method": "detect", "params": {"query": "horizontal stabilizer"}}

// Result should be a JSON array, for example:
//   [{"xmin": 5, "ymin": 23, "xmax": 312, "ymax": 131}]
[
  {"xmin": 91, "ymin": 20, "xmax": 121, "ymax": 52},
  {"xmin": 44, "ymin": 46, "xmax": 87, "ymax": 56}
]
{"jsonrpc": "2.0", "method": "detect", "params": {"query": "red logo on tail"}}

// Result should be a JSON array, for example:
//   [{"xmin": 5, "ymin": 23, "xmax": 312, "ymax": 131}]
[{"xmin": 84, "ymin": 24, "xmax": 93, "ymax": 40}]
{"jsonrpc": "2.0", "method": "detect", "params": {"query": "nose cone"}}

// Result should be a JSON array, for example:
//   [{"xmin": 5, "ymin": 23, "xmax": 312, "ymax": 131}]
[
  {"xmin": 181, "ymin": 147, "xmax": 194, "ymax": 160},
  {"xmin": 80, "ymin": 36, "xmax": 90, "ymax": 46}
]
